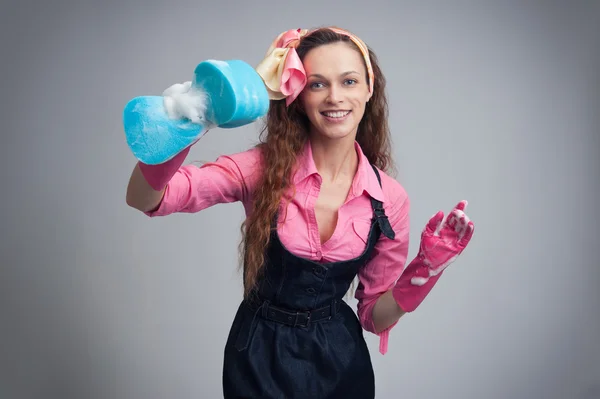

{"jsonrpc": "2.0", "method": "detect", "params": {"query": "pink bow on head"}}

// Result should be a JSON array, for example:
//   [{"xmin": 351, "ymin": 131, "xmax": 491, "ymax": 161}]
[
  {"xmin": 256, "ymin": 28, "xmax": 309, "ymax": 106},
  {"xmin": 274, "ymin": 29, "xmax": 308, "ymax": 106},
  {"xmin": 275, "ymin": 28, "xmax": 305, "ymax": 49}
]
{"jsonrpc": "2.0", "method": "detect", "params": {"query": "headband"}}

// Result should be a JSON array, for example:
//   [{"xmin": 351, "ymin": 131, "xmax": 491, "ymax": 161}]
[{"xmin": 255, "ymin": 27, "xmax": 374, "ymax": 106}]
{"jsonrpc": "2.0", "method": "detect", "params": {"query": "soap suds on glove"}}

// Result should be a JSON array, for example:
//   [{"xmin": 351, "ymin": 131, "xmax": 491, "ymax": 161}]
[
  {"xmin": 410, "ymin": 254, "xmax": 457, "ymax": 286},
  {"xmin": 162, "ymin": 81, "xmax": 208, "ymax": 124}
]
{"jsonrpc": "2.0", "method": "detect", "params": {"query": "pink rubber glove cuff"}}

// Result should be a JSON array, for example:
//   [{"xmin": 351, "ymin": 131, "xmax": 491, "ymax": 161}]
[
  {"xmin": 138, "ymin": 146, "xmax": 191, "ymax": 191},
  {"xmin": 392, "ymin": 257, "xmax": 444, "ymax": 313}
]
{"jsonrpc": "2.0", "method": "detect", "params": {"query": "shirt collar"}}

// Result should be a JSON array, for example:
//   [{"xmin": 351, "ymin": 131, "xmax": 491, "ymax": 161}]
[{"xmin": 292, "ymin": 140, "xmax": 386, "ymax": 203}]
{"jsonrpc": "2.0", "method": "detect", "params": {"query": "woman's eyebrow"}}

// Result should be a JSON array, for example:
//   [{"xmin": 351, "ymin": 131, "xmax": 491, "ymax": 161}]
[{"xmin": 307, "ymin": 71, "xmax": 360, "ymax": 79}]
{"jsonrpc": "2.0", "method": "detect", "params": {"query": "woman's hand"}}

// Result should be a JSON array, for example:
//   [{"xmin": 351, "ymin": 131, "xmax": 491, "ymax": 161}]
[
  {"xmin": 392, "ymin": 200, "xmax": 475, "ymax": 313},
  {"xmin": 410, "ymin": 200, "xmax": 474, "ymax": 286}
]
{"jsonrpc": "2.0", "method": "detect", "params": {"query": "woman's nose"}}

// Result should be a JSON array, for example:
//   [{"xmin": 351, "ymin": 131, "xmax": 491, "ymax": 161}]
[{"xmin": 326, "ymin": 85, "xmax": 343, "ymax": 103}]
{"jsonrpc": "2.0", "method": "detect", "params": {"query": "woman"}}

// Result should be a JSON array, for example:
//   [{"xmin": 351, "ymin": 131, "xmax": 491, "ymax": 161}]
[{"xmin": 126, "ymin": 26, "xmax": 474, "ymax": 399}]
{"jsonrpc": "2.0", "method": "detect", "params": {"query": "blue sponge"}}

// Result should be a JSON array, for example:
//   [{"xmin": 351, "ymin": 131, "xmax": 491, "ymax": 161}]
[{"xmin": 123, "ymin": 59, "xmax": 270, "ymax": 165}]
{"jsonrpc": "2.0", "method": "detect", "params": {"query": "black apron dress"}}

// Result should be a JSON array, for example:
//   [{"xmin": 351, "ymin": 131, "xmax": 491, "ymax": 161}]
[{"xmin": 222, "ymin": 166, "xmax": 395, "ymax": 399}]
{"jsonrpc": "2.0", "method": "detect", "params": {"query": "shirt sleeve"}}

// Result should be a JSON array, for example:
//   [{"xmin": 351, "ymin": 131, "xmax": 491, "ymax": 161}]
[
  {"xmin": 355, "ymin": 192, "xmax": 410, "ymax": 355},
  {"xmin": 143, "ymin": 147, "xmax": 263, "ymax": 217}
]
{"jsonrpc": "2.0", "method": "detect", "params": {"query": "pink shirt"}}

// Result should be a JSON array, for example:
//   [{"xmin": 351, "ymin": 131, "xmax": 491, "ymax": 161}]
[{"xmin": 145, "ymin": 141, "xmax": 411, "ymax": 354}]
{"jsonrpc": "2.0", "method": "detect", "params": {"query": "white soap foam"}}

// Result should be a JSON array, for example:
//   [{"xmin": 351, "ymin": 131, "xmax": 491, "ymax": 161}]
[
  {"xmin": 162, "ymin": 81, "xmax": 208, "ymax": 124},
  {"xmin": 410, "ymin": 251, "xmax": 458, "ymax": 286}
]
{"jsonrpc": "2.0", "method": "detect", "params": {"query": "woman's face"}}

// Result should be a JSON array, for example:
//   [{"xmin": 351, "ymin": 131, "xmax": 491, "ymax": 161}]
[{"xmin": 299, "ymin": 41, "xmax": 372, "ymax": 142}]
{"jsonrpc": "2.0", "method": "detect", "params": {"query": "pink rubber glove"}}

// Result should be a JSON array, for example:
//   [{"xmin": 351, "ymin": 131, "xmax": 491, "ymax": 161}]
[
  {"xmin": 137, "ymin": 145, "xmax": 191, "ymax": 191},
  {"xmin": 393, "ymin": 200, "xmax": 475, "ymax": 312}
]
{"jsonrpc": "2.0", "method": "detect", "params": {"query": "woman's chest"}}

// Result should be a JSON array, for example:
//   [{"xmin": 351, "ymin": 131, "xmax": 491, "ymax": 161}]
[{"xmin": 277, "ymin": 187, "xmax": 375, "ymax": 263}]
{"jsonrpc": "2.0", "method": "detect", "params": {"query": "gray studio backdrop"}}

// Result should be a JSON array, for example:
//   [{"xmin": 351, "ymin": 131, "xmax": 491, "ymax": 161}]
[{"xmin": 2, "ymin": 1, "xmax": 599, "ymax": 398}]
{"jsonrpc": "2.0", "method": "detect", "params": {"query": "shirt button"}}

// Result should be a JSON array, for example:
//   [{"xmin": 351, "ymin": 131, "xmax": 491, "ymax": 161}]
[{"xmin": 306, "ymin": 287, "xmax": 316, "ymax": 294}]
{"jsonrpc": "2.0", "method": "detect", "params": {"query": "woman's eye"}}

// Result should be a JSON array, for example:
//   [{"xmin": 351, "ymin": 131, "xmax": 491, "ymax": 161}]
[
  {"xmin": 345, "ymin": 79, "xmax": 357, "ymax": 85},
  {"xmin": 310, "ymin": 82, "xmax": 324, "ymax": 89}
]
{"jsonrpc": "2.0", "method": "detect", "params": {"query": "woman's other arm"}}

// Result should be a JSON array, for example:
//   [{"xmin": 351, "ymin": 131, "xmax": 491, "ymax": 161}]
[{"xmin": 126, "ymin": 146, "xmax": 263, "ymax": 217}]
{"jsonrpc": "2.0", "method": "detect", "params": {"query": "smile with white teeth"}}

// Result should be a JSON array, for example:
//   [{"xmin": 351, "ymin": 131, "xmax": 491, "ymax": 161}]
[{"xmin": 322, "ymin": 110, "xmax": 350, "ymax": 118}]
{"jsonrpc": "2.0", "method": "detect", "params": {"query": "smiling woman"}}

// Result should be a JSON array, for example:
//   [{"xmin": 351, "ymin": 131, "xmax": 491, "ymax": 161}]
[{"xmin": 125, "ymin": 26, "xmax": 474, "ymax": 399}]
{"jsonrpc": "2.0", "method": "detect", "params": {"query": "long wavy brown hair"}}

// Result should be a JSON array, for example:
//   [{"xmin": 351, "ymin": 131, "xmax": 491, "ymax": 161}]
[{"xmin": 239, "ymin": 27, "xmax": 395, "ymax": 298}]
